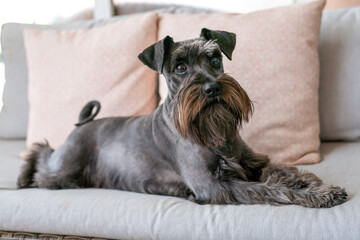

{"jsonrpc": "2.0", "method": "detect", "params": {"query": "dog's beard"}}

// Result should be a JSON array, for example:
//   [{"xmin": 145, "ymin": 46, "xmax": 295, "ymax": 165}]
[{"xmin": 173, "ymin": 74, "xmax": 253, "ymax": 147}]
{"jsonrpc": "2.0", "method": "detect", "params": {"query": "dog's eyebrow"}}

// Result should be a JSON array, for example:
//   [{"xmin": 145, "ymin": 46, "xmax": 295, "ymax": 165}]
[
  {"xmin": 202, "ymin": 41, "xmax": 221, "ymax": 57},
  {"xmin": 170, "ymin": 50, "xmax": 188, "ymax": 70},
  {"xmin": 206, "ymin": 49, "xmax": 222, "ymax": 58},
  {"xmin": 171, "ymin": 45, "xmax": 188, "ymax": 58},
  {"xmin": 174, "ymin": 54, "xmax": 187, "ymax": 62}
]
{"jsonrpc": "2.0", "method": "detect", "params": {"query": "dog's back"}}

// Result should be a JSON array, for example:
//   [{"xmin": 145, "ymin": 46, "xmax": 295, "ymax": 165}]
[{"xmin": 17, "ymin": 102, "xmax": 183, "ymax": 192}]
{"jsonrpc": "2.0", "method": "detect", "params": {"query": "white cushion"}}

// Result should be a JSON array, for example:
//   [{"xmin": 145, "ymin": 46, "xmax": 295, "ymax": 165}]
[
  {"xmin": 319, "ymin": 7, "xmax": 360, "ymax": 140},
  {"xmin": 0, "ymin": 140, "xmax": 359, "ymax": 239},
  {"xmin": 0, "ymin": 140, "xmax": 24, "ymax": 189}
]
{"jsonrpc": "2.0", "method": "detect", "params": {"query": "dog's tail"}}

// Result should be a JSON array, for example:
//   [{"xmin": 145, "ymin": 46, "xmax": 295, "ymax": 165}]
[
  {"xmin": 17, "ymin": 141, "xmax": 54, "ymax": 188},
  {"xmin": 75, "ymin": 100, "xmax": 101, "ymax": 127}
]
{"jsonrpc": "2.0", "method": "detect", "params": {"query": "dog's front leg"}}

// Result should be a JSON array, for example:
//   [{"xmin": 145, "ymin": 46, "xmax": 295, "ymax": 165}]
[
  {"xmin": 260, "ymin": 164, "xmax": 323, "ymax": 189},
  {"xmin": 182, "ymin": 164, "xmax": 294, "ymax": 206},
  {"xmin": 190, "ymin": 176, "xmax": 346, "ymax": 208},
  {"xmin": 178, "ymin": 150, "xmax": 293, "ymax": 205},
  {"xmin": 181, "ymin": 156, "xmax": 347, "ymax": 208},
  {"xmin": 258, "ymin": 164, "xmax": 348, "ymax": 207}
]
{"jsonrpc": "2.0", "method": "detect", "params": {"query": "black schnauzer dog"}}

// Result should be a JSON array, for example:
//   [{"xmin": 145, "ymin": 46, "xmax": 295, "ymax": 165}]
[{"xmin": 18, "ymin": 28, "xmax": 347, "ymax": 208}]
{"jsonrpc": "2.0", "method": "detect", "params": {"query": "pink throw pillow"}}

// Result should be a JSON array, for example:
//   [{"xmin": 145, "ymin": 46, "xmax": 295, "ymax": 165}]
[
  {"xmin": 24, "ymin": 13, "xmax": 159, "ymax": 148},
  {"xmin": 158, "ymin": 1, "xmax": 325, "ymax": 165}
]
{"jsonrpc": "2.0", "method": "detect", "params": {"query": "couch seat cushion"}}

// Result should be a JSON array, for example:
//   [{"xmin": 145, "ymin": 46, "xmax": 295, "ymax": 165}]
[
  {"xmin": 0, "ymin": 140, "xmax": 359, "ymax": 239},
  {"xmin": 0, "ymin": 140, "xmax": 25, "ymax": 189}
]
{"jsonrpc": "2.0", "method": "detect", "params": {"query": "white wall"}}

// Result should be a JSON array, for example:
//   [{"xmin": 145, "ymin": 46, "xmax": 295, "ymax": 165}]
[{"xmin": 114, "ymin": 0, "xmax": 294, "ymax": 13}]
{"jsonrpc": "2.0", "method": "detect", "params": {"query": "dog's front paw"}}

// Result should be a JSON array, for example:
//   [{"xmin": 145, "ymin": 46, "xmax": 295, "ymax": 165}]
[
  {"xmin": 320, "ymin": 186, "xmax": 348, "ymax": 208},
  {"xmin": 298, "ymin": 185, "xmax": 348, "ymax": 208}
]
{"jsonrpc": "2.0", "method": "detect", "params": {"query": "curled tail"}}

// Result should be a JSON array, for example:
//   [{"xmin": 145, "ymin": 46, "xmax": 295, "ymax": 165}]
[
  {"xmin": 75, "ymin": 100, "xmax": 101, "ymax": 127},
  {"xmin": 17, "ymin": 141, "xmax": 53, "ymax": 188}
]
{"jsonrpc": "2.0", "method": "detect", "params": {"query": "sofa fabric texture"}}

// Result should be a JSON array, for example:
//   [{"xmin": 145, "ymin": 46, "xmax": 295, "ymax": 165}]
[
  {"xmin": 0, "ymin": 139, "xmax": 359, "ymax": 240},
  {"xmin": 158, "ymin": 0, "xmax": 325, "ymax": 165},
  {"xmin": 0, "ymin": 140, "xmax": 24, "ymax": 189},
  {"xmin": 23, "ymin": 13, "xmax": 159, "ymax": 148},
  {"xmin": 318, "ymin": 6, "xmax": 360, "ymax": 141},
  {"xmin": 0, "ymin": 24, "xmax": 30, "ymax": 139}
]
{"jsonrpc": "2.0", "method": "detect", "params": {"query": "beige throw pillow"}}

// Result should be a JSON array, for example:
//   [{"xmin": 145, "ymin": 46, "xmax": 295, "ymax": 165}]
[
  {"xmin": 158, "ymin": 0, "xmax": 325, "ymax": 164},
  {"xmin": 24, "ymin": 13, "xmax": 159, "ymax": 148}
]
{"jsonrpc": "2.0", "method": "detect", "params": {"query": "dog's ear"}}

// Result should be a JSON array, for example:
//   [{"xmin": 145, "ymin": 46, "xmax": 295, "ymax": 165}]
[
  {"xmin": 138, "ymin": 36, "xmax": 174, "ymax": 73},
  {"xmin": 200, "ymin": 28, "xmax": 236, "ymax": 60}
]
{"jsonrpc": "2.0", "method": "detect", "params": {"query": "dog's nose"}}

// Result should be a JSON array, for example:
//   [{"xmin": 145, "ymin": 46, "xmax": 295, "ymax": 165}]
[{"xmin": 202, "ymin": 82, "xmax": 221, "ymax": 97}]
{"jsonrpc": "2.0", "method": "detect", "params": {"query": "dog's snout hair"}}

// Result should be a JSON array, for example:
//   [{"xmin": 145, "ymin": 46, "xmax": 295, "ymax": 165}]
[{"xmin": 173, "ymin": 74, "xmax": 253, "ymax": 147}]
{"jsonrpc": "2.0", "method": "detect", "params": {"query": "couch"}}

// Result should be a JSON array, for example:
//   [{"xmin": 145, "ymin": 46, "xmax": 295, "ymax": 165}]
[
  {"xmin": 1, "ymin": 2, "xmax": 360, "ymax": 240},
  {"xmin": 1, "ymin": 140, "xmax": 360, "ymax": 239}
]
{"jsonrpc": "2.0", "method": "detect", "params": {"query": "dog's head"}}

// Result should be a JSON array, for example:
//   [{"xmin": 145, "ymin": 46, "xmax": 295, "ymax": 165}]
[{"xmin": 138, "ymin": 28, "xmax": 253, "ymax": 147}]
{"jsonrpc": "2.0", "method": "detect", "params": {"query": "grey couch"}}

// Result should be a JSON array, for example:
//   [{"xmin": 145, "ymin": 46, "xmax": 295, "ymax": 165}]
[
  {"xmin": 1, "ymin": 3, "xmax": 360, "ymax": 240},
  {"xmin": 0, "ymin": 140, "xmax": 360, "ymax": 239}
]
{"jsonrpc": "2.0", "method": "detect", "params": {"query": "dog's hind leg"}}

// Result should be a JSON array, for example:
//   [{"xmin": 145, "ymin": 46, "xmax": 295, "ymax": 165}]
[
  {"xmin": 34, "ymin": 146, "xmax": 85, "ymax": 189},
  {"xmin": 17, "ymin": 141, "xmax": 53, "ymax": 188},
  {"xmin": 18, "ymin": 141, "xmax": 84, "ymax": 189}
]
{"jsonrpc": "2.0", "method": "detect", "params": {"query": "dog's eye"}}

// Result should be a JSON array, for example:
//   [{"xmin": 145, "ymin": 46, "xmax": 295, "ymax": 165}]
[
  {"xmin": 211, "ymin": 57, "xmax": 220, "ymax": 66},
  {"xmin": 176, "ymin": 63, "xmax": 187, "ymax": 73}
]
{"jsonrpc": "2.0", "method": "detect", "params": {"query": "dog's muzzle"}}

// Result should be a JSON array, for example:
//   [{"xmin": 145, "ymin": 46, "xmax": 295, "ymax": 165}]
[
  {"xmin": 173, "ymin": 74, "xmax": 253, "ymax": 147},
  {"xmin": 202, "ymin": 82, "xmax": 222, "ymax": 98}
]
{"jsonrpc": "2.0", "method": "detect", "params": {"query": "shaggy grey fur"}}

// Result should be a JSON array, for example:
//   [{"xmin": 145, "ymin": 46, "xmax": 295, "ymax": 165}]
[{"xmin": 18, "ymin": 28, "xmax": 347, "ymax": 208}]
